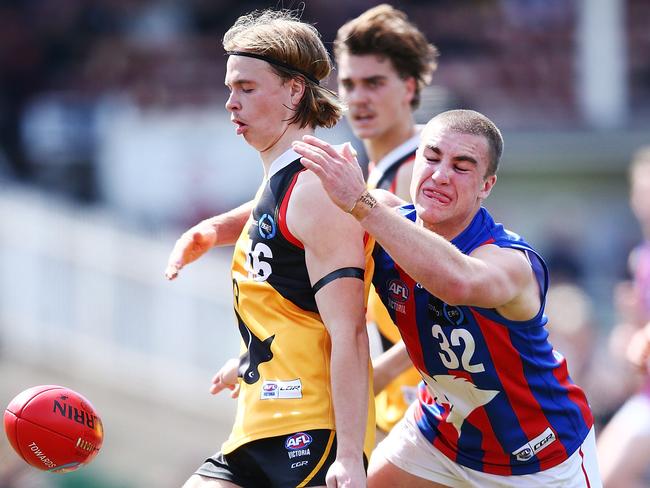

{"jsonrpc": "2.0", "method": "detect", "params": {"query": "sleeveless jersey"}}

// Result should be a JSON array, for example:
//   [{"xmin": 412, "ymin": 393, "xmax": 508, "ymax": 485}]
[
  {"xmin": 223, "ymin": 151, "xmax": 376, "ymax": 457},
  {"xmin": 366, "ymin": 134, "xmax": 422, "ymax": 433},
  {"xmin": 372, "ymin": 205, "xmax": 594, "ymax": 475}
]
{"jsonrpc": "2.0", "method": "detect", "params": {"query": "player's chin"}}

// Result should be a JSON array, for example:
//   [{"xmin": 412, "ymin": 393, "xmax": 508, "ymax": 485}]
[
  {"xmin": 349, "ymin": 123, "xmax": 377, "ymax": 140},
  {"xmin": 414, "ymin": 202, "xmax": 444, "ymax": 222}
]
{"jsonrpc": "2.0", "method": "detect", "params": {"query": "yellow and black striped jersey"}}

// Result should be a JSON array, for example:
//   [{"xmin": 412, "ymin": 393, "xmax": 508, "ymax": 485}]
[{"xmin": 222, "ymin": 152, "xmax": 376, "ymax": 457}]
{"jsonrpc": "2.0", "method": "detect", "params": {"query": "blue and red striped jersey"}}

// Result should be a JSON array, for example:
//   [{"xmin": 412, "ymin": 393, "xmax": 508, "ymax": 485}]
[{"xmin": 372, "ymin": 205, "xmax": 593, "ymax": 475}]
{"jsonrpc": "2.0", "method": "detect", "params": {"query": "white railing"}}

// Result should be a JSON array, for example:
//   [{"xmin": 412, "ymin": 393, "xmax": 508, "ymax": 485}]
[{"xmin": 0, "ymin": 184, "xmax": 241, "ymax": 415}]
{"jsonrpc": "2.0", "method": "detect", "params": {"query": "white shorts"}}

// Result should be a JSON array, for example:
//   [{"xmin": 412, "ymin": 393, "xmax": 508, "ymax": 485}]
[{"xmin": 372, "ymin": 404, "xmax": 602, "ymax": 488}]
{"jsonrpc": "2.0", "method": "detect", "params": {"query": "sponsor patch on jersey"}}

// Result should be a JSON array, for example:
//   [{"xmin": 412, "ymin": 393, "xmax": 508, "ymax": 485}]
[
  {"xmin": 285, "ymin": 432, "xmax": 312, "ymax": 451},
  {"xmin": 512, "ymin": 427, "xmax": 556, "ymax": 462},
  {"xmin": 258, "ymin": 213, "xmax": 276, "ymax": 239},
  {"xmin": 443, "ymin": 304, "xmax": 464, "ymax": 325},
  {"xmin": 260, "ymin": 379, "xmax": 302, "ymax": 400}
]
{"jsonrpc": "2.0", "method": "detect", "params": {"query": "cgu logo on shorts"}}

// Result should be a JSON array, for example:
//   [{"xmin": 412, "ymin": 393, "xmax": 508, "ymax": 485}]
[{"xmin": 285, "ymin": 432, "xmax": 312, "ymax": 450}]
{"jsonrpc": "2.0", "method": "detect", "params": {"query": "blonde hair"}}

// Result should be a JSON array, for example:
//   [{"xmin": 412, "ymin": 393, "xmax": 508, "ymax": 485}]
[
  {"xmin": 334, "ymin": 4, "xmax": 438, "ymax": 110},
  {"xmin": 224, "ymin": 9, "xmax": 342, "ymax": 129}
]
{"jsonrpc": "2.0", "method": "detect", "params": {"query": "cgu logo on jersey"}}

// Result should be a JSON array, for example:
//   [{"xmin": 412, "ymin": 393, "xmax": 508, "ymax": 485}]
[
  {"xmin": 387, "ymin": 279, "xmax": 409, "ymax": 302},
  {"xmin": 512, "ymin": 427, "xmax": 557, "ymax": 462},
  {"xmin": 260, "ymin": 379, "xmax": 302, "ymax": 400},
  {"xmin": 258, "ymin": 214, "xmax": 276, "ymax": 239},
  {"xmin": 285, "ymin": 432, "xmax": 312, "ymax": 450}
]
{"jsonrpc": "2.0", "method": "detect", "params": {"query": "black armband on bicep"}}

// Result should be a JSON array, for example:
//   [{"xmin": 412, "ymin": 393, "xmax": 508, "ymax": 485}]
[{"xmin": 312, "ymin": 267, "xmax": 364, "ymax": 294}]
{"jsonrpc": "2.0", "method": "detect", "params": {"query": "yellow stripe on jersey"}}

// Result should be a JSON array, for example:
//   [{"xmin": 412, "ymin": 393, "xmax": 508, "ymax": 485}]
[{"xmin": 297, "ymin": 430, "xmax": 335, "ymax": 488}]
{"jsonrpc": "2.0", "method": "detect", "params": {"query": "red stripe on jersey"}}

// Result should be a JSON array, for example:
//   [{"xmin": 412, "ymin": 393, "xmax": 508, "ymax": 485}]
[
  {"xmin": 480, "ymin": 237, "xmax": 495, "ymax": 246},
  {"xmin": 433, "ymin": 427, "xmax": 460, "ymax": 463},
  {"xmin": 393, "ymin": 267, "xmax": 426, "ymax": 372},
  {"xmin": 473, "ymin": 311, "xmax": 567, "ymax": 470},
  {"xmin": 278, "ymin": 169, "xmax": 306, "ymax": 249},
  {"xmin": 579, "ymin": 446, "xmax": 592, "ymax": 488},
  {"xmin": 552, "ymin": 356, "xmax": 594, "ymax": 428},
  {"xmin": 414, "ymin": 399, "xmax": 462, "ymax": 461},
  {"xmin": 448, "ymin": 369, "xmax": 512, "ymax": 472},
  {"xmin": 468, "ymin": 402, "xmax": 512, "ymax": 475}
]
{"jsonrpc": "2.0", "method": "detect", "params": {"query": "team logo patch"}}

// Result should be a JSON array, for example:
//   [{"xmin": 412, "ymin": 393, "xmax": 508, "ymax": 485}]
[
  {"xmin": 258, "ymin": 213, "xmax": 276, "ymax": 239},
  {"xmin": 387, "ymin": 279, "xmax": 409, "ymax": 302},
  {"xmin": 285, "ymin": 432, "xmax": 312, "ymax": 450},
  {"xmin": 260, "ymin": 379, "xmax": 302, "ymax": 400},
  {"xmin": 443, "ymin": 304, "xmax": 464, "ymax": 325}
]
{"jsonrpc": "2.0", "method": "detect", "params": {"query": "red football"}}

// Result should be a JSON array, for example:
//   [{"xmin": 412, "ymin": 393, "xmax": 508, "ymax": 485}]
[{"xmin": 3, "ymin": 385, "xmax": 104, "ymax": 473}]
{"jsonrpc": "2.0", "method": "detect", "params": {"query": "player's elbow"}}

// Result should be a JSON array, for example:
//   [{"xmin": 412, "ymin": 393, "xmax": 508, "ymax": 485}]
[{"xmin": 436, "ymin": 276, "xmax": 472, "ymax": 306}]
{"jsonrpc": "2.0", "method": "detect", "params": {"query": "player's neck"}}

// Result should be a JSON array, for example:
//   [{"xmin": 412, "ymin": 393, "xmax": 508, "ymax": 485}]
[
  {"xmin": 365, "ymin": 121, "xmax": 417, "ymax": 163},
  {"xmin": 260, "ymin": 124, "xmax": 314, "ymax": 174}
]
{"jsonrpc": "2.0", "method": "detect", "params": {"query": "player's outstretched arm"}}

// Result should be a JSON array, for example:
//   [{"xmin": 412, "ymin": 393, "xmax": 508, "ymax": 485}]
[
  {"xmin": 210, "ymin": 357, "xmax": 241, "ymax": 399},
  {"xmin": 288, "ymin": 172, "xmax": 369, "ymax": 488},
  {"xmin": 372, "ymin": 340, "xmax": 412, "ymax": 395},
  {"xmin": 165, "ymin": 200, "xmax": 254, "ymax": 280}
]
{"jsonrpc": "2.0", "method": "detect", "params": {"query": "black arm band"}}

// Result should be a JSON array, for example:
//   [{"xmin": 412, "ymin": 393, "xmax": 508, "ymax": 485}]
[{"xmin": 312, "ymin": 267, "xmax": 364, "ymax": 294}]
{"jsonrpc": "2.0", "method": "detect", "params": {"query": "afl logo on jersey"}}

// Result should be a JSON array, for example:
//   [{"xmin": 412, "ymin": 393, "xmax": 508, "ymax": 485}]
[
  {"xmin": 285, "ymin": 432, "xmax": 312, "ymax": 450},
  {"xmin": 387, "ymin": 279, "xmax": 409, "ymax": 302},
  {"xmin": 258, "ymin": 213, "xmax": 276, "ymax": 239}
]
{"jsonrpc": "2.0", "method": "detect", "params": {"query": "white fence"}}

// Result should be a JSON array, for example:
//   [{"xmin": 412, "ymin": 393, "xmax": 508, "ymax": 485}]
[{"xmin": 0, "ymin": 184, "xmax": 240, "ymax": 414}]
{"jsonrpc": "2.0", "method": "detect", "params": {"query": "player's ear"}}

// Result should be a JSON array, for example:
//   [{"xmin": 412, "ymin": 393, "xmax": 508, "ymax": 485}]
[
  {"xmin": 289, "ymin": 77, "xmax": 306, "ymax": 107},
  {"xmin": 404, "ymin": 76, "xmax": 417, "ymax": 107},
  {"xmin": 479, "ymin": 174, "xmax": 497, "ymax": 200}
]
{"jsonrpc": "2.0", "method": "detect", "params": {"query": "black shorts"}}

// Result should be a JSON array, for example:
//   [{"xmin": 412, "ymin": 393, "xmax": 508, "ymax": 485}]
[{"xmin": 195, "ymin": 429, "xmax": 366, "ymax": 487}]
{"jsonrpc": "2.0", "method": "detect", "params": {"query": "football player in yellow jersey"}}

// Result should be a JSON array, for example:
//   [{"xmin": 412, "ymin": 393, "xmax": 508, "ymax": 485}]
[
  {"xmin": 166, "ymin": 9, "xmax": 374, "ymax": 488},
  {"xmin": 333, "ymin": 4, "xmax": 438, "ymax": 439}
]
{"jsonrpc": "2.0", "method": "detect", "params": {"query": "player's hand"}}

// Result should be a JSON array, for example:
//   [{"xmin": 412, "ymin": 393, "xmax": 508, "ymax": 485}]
[
  {"xmin": 292, "ymin": 136, "xmax": 366, "ymax": 213},
  {"xmin": 210, "ymin": 358, "xmax": 241, "ymax": 399},
  {"xmin": 325, "ymin": 457, "xmax": 366, "ymax": 488},
  {"xmin": 164, "ymin": 224, "xmax": 217, "ymax": 280}
]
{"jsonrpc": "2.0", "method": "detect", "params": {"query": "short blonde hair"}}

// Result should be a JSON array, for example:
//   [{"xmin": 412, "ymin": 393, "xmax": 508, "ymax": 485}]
[{"xmin": 224, "ymin": 10, "xmax": 342, "ymax": 129}]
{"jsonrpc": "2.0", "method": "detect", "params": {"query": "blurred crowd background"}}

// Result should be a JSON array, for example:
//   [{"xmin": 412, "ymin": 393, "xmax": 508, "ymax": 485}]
[{"xmin": 0, "ymin": 0, "xmax": 649, "ymax": 487}]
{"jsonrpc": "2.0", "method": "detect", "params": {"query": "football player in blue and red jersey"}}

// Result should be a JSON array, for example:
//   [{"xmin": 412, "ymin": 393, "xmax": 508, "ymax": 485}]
[{"xmin": 294, "ymin": 109, "xmax": 601, "ymax": 487}]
